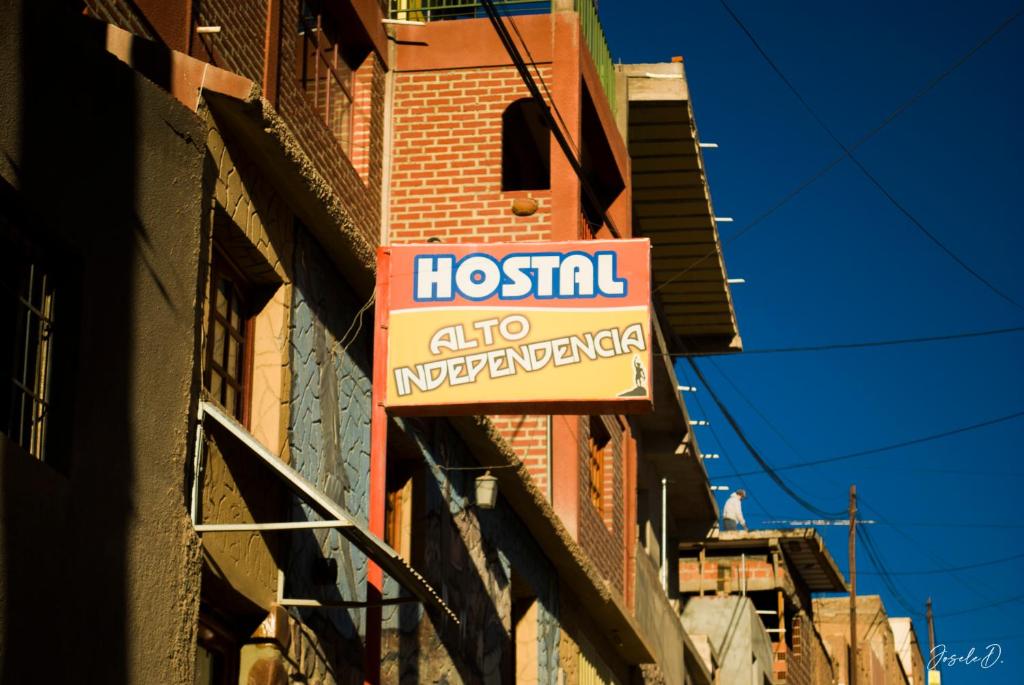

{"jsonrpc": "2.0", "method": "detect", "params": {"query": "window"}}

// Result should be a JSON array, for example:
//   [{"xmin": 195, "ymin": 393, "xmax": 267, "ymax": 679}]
[
  {"xmin": 502, "ymin": 99, "xmax": 550, "ymax": 191},
  {"xmin": 1, "ymin": 235, "xmax": 56, "ymax": 462},
  {"xmin": 298, "ymin": 0, "xmax": 357, "ymax": 153},
  {"xmin": 204, "ymin": 250, "xmax": 253, "ymax": 423},
  {"xmin": 588, "ymin": 415, "xmax": 609, "ymax": 511},
  {"xmin": 194, "ymin": 613, "xmax": 240, "ymax": 685}
]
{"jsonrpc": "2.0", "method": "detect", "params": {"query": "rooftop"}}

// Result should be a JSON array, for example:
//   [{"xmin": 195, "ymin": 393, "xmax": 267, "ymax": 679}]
[{"xmin": 680, "ymin": 528, "xmax": 848, "ymax": 593}]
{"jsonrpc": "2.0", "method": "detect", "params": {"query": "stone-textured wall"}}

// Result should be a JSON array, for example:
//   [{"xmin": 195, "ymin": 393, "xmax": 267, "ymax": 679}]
[
  {"xmin": 287, "ymin": 226, "xmax": 375, "ymax": 682},
  {"xmin": 381, "ymin": 418, "xmax": 561, "ymax": 684}
]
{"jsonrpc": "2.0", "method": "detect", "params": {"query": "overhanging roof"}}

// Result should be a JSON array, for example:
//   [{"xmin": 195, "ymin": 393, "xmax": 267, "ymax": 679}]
[
  {"xmin": 680, "ymin": 528, "xmax": 848, "ymax": 593},
  {"xmin": 623, "ymin": 62, "xmax": 741, "ymax": 355}
]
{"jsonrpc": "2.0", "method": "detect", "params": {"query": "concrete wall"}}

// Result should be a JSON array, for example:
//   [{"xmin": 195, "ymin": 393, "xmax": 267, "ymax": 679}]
[
  {"xmin": 633, "ymin": 547, "xmax": 688, "ymax": 685},
  {"xmin": 889, "ymin": 618, "xmax": 925, "ymax": 685},
  {"xmin": 682, "ymin": 596, "xmax": 776, "ymax": 685},
  {"xmin": 0, "ymin": 3, "xmax": 206, "ymax": 682}
]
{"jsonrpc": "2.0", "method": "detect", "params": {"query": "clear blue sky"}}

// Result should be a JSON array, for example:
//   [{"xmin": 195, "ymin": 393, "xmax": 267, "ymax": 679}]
[{"xmin": 601, "ymin": 1, "xmax": 1024, "ymax": 681}]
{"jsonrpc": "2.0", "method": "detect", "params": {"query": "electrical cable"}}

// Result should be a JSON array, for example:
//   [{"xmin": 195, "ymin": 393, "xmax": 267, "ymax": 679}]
[
  {"xmin": 663, "ymin": 326, "xmax": 1024, "ymax": 356},
  {"xmin": 859, "ymin": 550, "xmax": 1024, "ymax": 577},
  {"xmin": 727, "ymin": 409, "xmax": 1024, "ymax": 477},
  {"xmin": 653, "ymin": 3, "xmax": 1024, "ymax": 296},
  {"xmin": 857, "ymin": 525, "xmax": 925, "ymax": 617},
  {"xmin": 504, "ymin": 13, "xmax": 580, "ymax": 159},
  {"xmin": 717, "ymin": 0, "xmax": 1024, "ymax": 312},
  {"xmin": 685, "ymin": 357, "xmax": 845, "ymax": 517},
  {"xmin": 677, "ymin": 363, "xmax": 776, "ymax": 520},
  {"xmin": 858, "ymin": 494, "xmax": 1009, "ymax": 610},
  {"xmin": 480, "ymin": 0, "xmax": 622, "ymax": 238}
]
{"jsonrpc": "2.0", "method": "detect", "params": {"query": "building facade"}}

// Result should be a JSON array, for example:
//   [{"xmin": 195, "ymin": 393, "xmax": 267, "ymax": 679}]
[{"xmin": 1, "ymin": 0, "xmax": 744, "ymax": 683}]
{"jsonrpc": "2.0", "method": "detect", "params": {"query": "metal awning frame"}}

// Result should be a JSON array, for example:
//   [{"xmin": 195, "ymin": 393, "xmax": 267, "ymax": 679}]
[{"xmin": 189, "ymin": 400, "xmax": 458, "ymax": 621}]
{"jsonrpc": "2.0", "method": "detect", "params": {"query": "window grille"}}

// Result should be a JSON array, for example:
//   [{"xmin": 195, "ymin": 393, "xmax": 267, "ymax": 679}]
[{"xmin": 4, "ymin": 258, "xmax": 56, "ymax": 461}]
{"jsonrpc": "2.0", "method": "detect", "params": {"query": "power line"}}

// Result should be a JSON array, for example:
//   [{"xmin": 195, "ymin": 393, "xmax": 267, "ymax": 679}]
[
  {"xmin": 858, "ymin": 494, "xmax": 1007, "ymax": 609},
  {"xmin": 685, "ymin": 357, "xmax": 845, "ymax": 517},
  {"xmin": 677, "ymin": 362, "xmax": 776, "ymax": 520},
  {"xmin": 728, "ymin": 409, "xmax": 1024, "ymax": 477},
  {"xmin": 653, "ymin": 2, "xmax": 1024, "ymax": 296},
  {"xmin": 858, "ymin": 525, "xmax": 924, "ymax": 617},
  {"xmin": 860, "ymin": 551, "xmax": 1024, "ymax": 577},
  {"xmin": 664, "ymin": 326, "xmax": 1024, "ymax": 356},
  {"xmin": 718, "ymin": 0, "xmax": 1024, "ymax": 312},
  {"xmin": 479, "ymin": 0, "xmax": 621, "ymax": 238}
]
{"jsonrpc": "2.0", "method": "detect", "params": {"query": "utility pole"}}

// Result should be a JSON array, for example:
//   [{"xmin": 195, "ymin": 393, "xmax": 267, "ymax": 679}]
[
  {"xmin": 849, "ymin": 484, "xmax": 858, "ymax": 685},
  {"xmin": 927, "ymin": 597, "xmax": 937, "ymax": 668}
]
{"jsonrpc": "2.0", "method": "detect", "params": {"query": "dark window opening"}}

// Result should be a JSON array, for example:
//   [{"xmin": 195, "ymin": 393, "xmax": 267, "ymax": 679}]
[
  {"xmin": 588, "ymin": 415, "xmax": 610, "ymax": 511},
  {"xmin": 580, "ymin": 84, "xmax": 625, "ymax": 233},
  {"xmin": 502, "ymin": 98, "xmax": 550, "ymax": 191},
  {"xmin": 194, "ymin": 611, "xmax": 241, "ymax": 685},
  {"xmin": 0, "ymin": 219, "xmax": 76, "ymax": 468}
]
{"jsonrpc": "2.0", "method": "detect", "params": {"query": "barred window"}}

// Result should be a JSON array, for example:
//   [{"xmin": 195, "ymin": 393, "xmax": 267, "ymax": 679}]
[
  {"xmin": 298, "ymin": 0, "xmax": 355, "ymax": 153},
  {"xmin": 2, "ymin": 250, "xmax": 56, "ymax": 461}
]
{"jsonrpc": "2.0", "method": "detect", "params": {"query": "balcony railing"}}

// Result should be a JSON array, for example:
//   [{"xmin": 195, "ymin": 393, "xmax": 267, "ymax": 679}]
[{"xmin": 389, "ymin": 0, "xmax": 617, "ymax": 116}]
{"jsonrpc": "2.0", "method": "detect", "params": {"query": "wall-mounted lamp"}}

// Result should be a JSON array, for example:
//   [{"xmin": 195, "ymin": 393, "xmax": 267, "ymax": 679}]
[{"xmin": 475, "ymin": 471, "xmax": 498, "ymax": 509}]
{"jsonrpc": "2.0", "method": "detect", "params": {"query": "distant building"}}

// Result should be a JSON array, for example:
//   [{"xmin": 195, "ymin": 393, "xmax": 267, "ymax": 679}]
[
  {"xmin": 815, "ymin": 595, "xmax": 919, "ymax": 685},
  {"xmin": 889, "ymin": 617, "xmax": 927, "ymax": 684}
]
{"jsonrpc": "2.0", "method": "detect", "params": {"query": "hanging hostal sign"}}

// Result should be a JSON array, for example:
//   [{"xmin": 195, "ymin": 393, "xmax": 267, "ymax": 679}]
[{"xmin": 378, "ymin": 240, "xmax": 653, "ymax": 415}]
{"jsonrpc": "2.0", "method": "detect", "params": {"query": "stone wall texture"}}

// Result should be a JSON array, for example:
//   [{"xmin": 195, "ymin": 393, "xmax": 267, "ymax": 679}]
[
  {"xmin": 381, "ymin": 418, "xmax": 561, "ymax": 684},
  {"xmin": 288, "ymin": 227, "xmax": 375, "ymax": 676}
]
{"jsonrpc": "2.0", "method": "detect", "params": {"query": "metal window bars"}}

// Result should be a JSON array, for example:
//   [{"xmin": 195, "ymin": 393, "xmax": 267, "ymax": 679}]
[{"xmin": 8, "ymin": 261, "xmax": 55, "ymax": 461}]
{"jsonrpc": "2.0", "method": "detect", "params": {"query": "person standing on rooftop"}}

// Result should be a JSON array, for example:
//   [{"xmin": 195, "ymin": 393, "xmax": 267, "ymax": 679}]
[{"xmin": 722, "ymin": 489, "xmax": 748, "ymax": 531}]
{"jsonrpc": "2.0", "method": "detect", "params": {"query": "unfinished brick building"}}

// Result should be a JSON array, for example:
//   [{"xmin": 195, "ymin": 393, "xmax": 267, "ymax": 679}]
[{"xmin": 679, "ymin": 529, "xmax": 846, "ymax": 685}]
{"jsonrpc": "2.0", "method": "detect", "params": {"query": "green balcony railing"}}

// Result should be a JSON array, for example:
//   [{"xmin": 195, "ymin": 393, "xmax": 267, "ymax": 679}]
[
  {"xmin": 573, "ymin": 0, "xmax": 615, "ymax": 117},
  {"xmin": 389, "ymin": 0, "xmax": 617, "ymax": 116}
]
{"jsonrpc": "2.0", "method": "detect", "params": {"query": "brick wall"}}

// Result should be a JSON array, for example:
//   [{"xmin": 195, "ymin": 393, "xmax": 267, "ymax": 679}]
[
  {"xmin": 389, "ymin": 64, "xmax": 554, "ymax": 486},
  {"xmin": 578, "ymin": 416, "xmax": 624, "ymax": 595},
  {"xmin": 679, "ymin": 556, "xmax": 784, "ymax": 594},
  {"xmin": 89, "ymin": 0, "xmax": 385, "ymax": 249},
  {"xmin": 389, "ymin": 66, "xmax": 553, "ymax": 243},
  {"xmin": 782, "ymin": 612, "xmax": 835, "ymax": 685},
  {"xmin": 85, "ymin": 0, "xmax": 156, "ymax": 40},
  {"xmin": 276, "ymin": 0, "xmax": 385, "ymax": 248},
  {"xmin": 489, "ymin": 414, "xmax": 550, "ymax": 491},
  {"xmin": 192, "ymin": 0, "xmax": 267, "ymax": 83}
]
